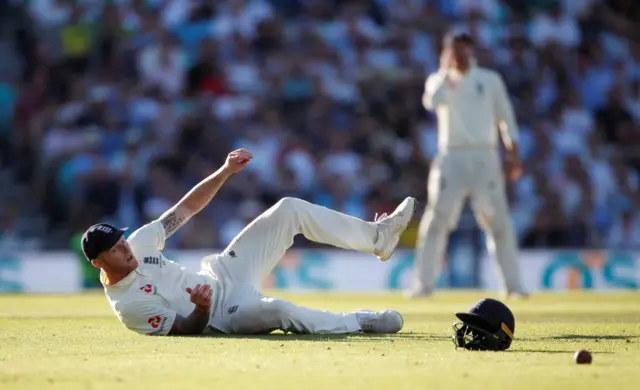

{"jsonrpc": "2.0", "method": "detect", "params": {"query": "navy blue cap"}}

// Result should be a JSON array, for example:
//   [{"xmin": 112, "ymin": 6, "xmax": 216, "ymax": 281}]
[
  {"xmin": 81, "ymin": 223, "xmax": 128, "ymax": 260},
  {"xmin": 444, "ymin": 31, "xmax": 475, "ymax": 46}
]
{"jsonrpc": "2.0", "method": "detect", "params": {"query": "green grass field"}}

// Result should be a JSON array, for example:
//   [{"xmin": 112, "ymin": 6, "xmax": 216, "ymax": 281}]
[{"xmin": 1, "ymin": 291, "xmax": 639, "ymax": 390}]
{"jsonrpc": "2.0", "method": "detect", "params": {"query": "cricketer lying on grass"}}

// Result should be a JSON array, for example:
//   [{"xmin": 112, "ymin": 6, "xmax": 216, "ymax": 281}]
[{"xmin": 82, "ymin": 148, "xmax": 416, "ymax": 336}]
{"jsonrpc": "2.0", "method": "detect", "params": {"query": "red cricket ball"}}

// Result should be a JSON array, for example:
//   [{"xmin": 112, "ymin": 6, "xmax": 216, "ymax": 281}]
[{"xmin": 574, "ymin": 349, "xmax": 592, "ymax": 364}]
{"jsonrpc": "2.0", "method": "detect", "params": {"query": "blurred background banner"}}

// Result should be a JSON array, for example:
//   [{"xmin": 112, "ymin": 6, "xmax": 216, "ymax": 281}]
[
  {"xmin": 1, "ymin": 249, "xmax": 638, "ymax": 293},
  {"xmin": 0, "ymin": 251, "xmax": 82, "ymax": 293},
  {"xmin": 480, "ymin": 250, "xmax": 640, "ymax": 291},
  {"xmin": 0, "ymin": 0, "xmax": 638, "ymax": 294}
]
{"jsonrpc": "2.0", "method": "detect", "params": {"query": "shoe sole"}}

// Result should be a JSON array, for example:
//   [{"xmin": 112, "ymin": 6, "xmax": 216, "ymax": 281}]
[
  {"xmin": 378, "ymin": 197, "xmax": 418, "ymax": 262},
  {"xmin": 357, "ymin": 310, "xmax": 404, "ymax": 334},
  {"xmin": 391, "ymin": 310, "xmax": 404, "ymax": 333}
]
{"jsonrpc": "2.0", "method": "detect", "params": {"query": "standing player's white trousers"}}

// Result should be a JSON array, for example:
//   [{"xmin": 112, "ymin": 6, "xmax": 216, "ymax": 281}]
[
  {"xmin": 412, "ymin": 148, "xmax": 524, "ymax": 295},
  {"xmin": 200, "ymin": 197, "xmax": 378, "ymax": 334}
]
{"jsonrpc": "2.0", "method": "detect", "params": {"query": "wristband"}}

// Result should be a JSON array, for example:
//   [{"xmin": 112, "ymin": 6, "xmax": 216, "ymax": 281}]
[{"xmin": 195, "ymin": 305, "xmax": 210, "ymax": 313}]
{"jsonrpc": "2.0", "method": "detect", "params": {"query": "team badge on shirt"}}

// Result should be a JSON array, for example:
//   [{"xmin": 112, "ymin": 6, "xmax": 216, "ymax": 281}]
[
  {"xmin": 140, "ymin": 284, "xmax": 157, "ymax": 295},
  {"xmin": 227, "ymin": 305, "xmax": 239, "ymax": 315},
  {"xmin": 148, "ymin": 315, "xmax": 167, "ymax": 331}
]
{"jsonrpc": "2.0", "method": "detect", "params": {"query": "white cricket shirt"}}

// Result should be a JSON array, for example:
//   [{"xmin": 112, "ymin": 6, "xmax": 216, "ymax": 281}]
[
  {"xmin": 102, "ymin": 220, "xmax": 220, "ymax": 336},
  {"xmin": 422, "ymin": 65, "xmax": 519, "ymax": 151}
]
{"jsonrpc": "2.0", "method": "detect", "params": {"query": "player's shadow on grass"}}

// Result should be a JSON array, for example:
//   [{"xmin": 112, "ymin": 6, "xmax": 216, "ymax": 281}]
[
  {"xmin": 196, "ymin": 332, "xmax": 450, "ymax": 342},
  {"xmin": 545, "ymin": 334, "xmax": 638, "ymax": 341},
  {"xmin": 509, "ymin": 349, "xmax": 614, "ymax": 354}
]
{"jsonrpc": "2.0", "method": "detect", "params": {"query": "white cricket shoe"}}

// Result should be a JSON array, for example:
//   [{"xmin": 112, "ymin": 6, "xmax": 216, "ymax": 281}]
[
  {"xmin": 503, "ymin": 291, "xmax": 531, "ymax": 300},
  {"xmin": 356, "ymin": 309, "xmax": 404, "ymax": 334},
  {"xmin": 404, "ymin": 287, "xmax": 434, "ymax": 299},
  {"xmin": 372, "ymin": 196, "xmax": 417, "ymax": 261}
]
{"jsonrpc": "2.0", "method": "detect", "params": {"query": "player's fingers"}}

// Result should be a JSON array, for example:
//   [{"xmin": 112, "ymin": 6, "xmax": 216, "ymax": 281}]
[
  {"xmin": 233, "ymin": 156, "xmax": 248, "ymax": 164},
  {"xmin": 197, "ymin": 289, "xmax": 210, "ymax": 306},
  {"xmin": 192, "ymin": 284, "xmax": 201, "ymax": 296},
  {"xmin": 202, "ymin": 291, "xmax": 212, "ymax": 306},
  {"xmin": 231, "ymin": 150, "xmax": 248, "ymax": 158},
  {"xmin": 197, "ymin": 285, "xmax": 209, "ymax": 299},
  {"xmin": 185, "ymin": 288, "xmax": 192, "ymax": 294},
  {"xmin": 235, "ymin": 152, "xmax": 252, "ymax": 162}
]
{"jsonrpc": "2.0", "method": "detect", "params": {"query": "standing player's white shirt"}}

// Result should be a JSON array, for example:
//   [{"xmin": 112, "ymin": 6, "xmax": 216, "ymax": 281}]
[
  {"xmin": 102, "ymin": 221, "xmax": 220, "ymax": 336},
  {"xmin": 422, "ymin": 65, "xmax": 519, "ymax": 151}
]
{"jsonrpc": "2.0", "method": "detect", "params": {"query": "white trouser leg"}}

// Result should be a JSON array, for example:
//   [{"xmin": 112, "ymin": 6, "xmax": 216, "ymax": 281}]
[
  {"xmin": 216, "ymin": 284, "xmax": 361, "ymax": 334},
  {"xmin": 219, "ymin": 197, "xmax": 377, "ymax": 286},
  {"xmin": 469, "ymin": 152, "xmax": 525, "ymax": 294},
  {"xmin": 412, "ymin": 153, "xmax": 466, "ymax": 293},
  {"xmin": 267, "ymin": 297, "xmax": 361, "ymax": 334}
]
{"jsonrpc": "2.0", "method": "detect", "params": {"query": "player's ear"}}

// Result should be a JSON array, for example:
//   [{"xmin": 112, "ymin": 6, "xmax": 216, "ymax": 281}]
[{"xmin": 90, "ymin": 258, "xmax": 103, "ymax": 269}]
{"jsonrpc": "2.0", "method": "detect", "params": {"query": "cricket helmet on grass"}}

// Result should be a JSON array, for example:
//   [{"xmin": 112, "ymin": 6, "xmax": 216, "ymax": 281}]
[{"xmin": 452, "ymin": 298, "xmax": 515, "ymax": 351}]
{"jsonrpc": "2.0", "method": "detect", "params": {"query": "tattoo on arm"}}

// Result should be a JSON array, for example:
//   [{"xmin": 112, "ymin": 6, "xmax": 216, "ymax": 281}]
[
  {"xmin": 160, "ymin": 210, "xmax": 188, "ymax": 238},
  {"xmin": 168, "ymin": 308, "xmax": 210, "ymax": 336}
]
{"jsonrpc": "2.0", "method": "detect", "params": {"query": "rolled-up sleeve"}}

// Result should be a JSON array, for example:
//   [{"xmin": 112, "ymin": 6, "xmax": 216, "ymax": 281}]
[{"xmin": 422, "ymin": 70, "xmax": 449, "ymax": 111}]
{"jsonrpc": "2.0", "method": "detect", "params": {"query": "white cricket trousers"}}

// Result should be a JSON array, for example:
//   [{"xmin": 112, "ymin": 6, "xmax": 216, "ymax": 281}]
[
  {"xmin": 412, "ymin": 148, "xmax": 524, "ymax": 294},
  {"xmin": 201, "ymin": 197, "xmax": 378, "ymax": 334}
]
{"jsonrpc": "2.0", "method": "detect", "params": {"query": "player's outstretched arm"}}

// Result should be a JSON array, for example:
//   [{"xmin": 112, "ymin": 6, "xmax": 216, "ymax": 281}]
[
  {"xmin": 158, "ymin": 149, "xmax": 254, "ymax": 238},
  {"xmin": 169, "ymin": 284, "xmax": 213, "ymax": 335}
]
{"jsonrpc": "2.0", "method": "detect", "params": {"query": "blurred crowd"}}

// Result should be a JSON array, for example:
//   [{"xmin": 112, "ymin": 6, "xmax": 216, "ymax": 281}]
[{"xmin": 0, "ymin": 0, "xmax": 639, "ymax": 253}]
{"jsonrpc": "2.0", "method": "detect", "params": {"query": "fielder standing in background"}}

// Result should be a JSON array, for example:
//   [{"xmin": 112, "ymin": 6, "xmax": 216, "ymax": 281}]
[{"xmin": 409, "ymin": 32, "xmax": 527, "ymax": 298}]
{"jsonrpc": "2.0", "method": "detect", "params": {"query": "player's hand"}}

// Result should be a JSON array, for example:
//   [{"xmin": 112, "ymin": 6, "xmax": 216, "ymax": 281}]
[
  {"xmin": 439, "ymin": 46, "xmax": 453, "ymax": 70},
  {"xmin": 223, "ymin": 149, "xmax": 253, "ymax": 174},
  {"xmin": 505, "ymin": 151, "xmax": 523, "ymax": 182},
  {"xmin": 186, "ymin": 284, "xmax": 212, "ymax": 312}
]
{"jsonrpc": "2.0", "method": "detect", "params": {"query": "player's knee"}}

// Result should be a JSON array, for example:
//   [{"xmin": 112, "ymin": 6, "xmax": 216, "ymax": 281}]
[
  {"xmin": 278, "ymin": 197, "xmax": 301, "ymax": 207},
  {"xmin": 256, "ymin": 298, "xmax": 291, "ymax": 328},
  {"xmin": 486, "ymin": 215, "xmax": 513, "ymax": 238},
  {"xmin": 273, "ymin": 197, "xmax": 303, "ymax": 216},
  {"xmin": 264, "ymin": 297, "xmax": 287, "ymax": 315}
]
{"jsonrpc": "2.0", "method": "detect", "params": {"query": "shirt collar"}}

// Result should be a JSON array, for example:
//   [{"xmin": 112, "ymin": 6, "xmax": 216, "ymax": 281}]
[
  {"xmin": 449, "ymin": 64, "xmax": 476, "ymax": 80},
  {"xmin": 101, "ymin": 267, "xmax": 147, "ymax": 289}
]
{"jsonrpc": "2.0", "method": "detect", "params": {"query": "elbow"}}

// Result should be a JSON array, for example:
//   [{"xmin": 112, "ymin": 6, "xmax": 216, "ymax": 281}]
[
  {"xmin": 423, "ymin": 89, "xmax": 446, "ymax": 111},
  {"xmin": 422, "ymin": 95, "xmax": 435, "ymax": 111}
]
